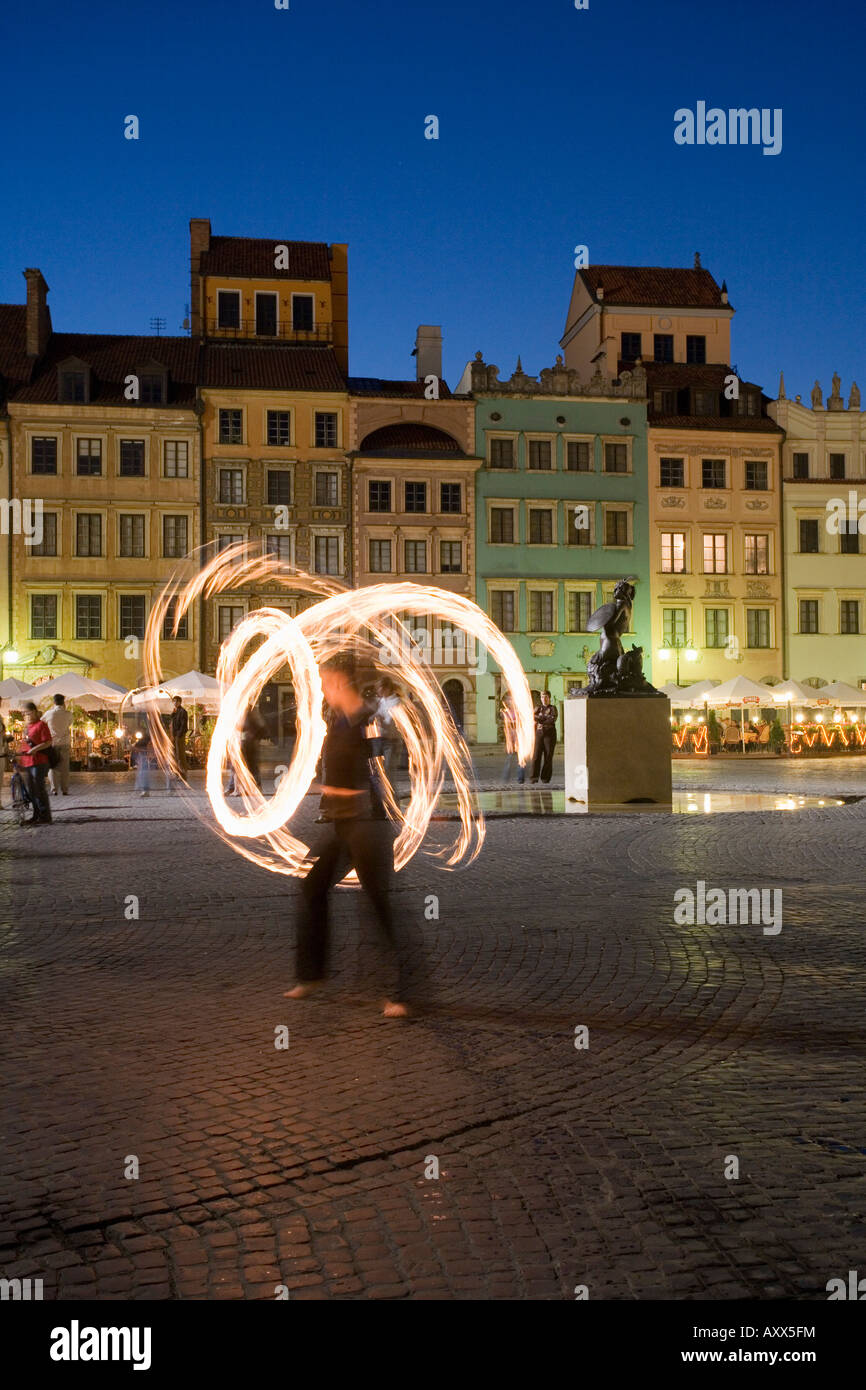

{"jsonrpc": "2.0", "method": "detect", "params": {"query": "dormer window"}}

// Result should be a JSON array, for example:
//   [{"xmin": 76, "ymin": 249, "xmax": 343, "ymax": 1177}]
[
  {"xmin": 58, "ymin": 357, "xmax": 91, "ymax": 404},
  {"xmin": 136, "ymin": 361, "xmax": 168, "ymax": 405},
  {"xmin": 694, "ymin": 389, "xmax": 716, "ymax": 415},
  {"xmin": 736, "ymin": 390, "xmax": 759, "ymax": 417}
]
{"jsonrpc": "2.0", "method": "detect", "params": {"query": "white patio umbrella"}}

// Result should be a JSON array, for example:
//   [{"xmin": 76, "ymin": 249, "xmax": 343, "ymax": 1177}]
[
  {"xmin": 96, "ymin": 678, "xmax": 129, "ymax": 695},
  {"xmin": 768, "ymin": 678, "xmax": 821, "ymax": 727},
  {"xmin": 679, "ymin": 678, "xmax": 721, "ymax": 706},
  {"xmin": 702, "ymin": 675, "xmax": 775, "ymax": 751},
  {"xmin": 658, "ymin": 681, "xmax": 686, "ymax": 700},
  {"xmin": 32, "ymin": 673, "xmax": 123, "ymax": 705},
  {"xmin": 0, "ymin": 677, "xmax": 36, "ymax": 705},
  {"xmin": 816, "ymin": 680, "xmax": 866, "ymax": 706}
]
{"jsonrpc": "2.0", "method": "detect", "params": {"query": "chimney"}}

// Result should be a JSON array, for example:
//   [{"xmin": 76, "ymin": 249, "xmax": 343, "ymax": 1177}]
[
  {"xmin": 189, "ymin": 219, "xmax": 211, "ymax": 337},
  {"xmin": 694, "ymin": 251, "xmax": 702, "ymax": 268},
  {"xmin": 24, "ymin": 269, "xmax": 51, "ymax": 358},
  {"xmin": 414, "ymin": 325, "xmax": 442, "ymax": 383},
  {"xmin": 720, "ymin": 279, "xmax": 728, "ymax": 306}
]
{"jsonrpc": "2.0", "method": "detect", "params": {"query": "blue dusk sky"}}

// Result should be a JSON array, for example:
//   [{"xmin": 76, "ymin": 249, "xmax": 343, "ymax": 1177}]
[{"xmin": 1, "ymin": 0, "xmax": 863, "ymax": 403}]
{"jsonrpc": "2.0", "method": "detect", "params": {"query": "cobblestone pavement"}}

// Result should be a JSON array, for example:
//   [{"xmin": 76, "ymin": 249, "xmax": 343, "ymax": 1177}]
[{"xmin": 1, "ymin": 756, "xmax": 864, "ymax": 1300}]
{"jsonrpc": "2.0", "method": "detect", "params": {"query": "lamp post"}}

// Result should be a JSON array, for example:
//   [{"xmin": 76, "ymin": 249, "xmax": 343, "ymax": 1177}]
[{"xmin": 656, "ymin": 637, "xmax": 699, "ymax": 687}]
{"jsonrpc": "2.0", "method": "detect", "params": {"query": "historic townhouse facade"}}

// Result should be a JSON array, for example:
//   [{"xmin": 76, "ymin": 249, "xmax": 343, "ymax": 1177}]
[
  {"xmin": 770, "ymin": 375, "xmax": 866, "ymax": 686},
  {"xmin": 562, "ymin": 261, "xmax": 784, "ymax": 685},
  {"xmin": 5, "ymin": 270, "xmax": 200, "ymax": 686},
  {"xmin": 462, "ymin": 352, "xmax": 650, "ymax": 742},
  {"xmin": 0, "ymin": 291, "xmax": 35, "ymax": 667},
  {"xmin": 348, "ymin": 329, "xmax": 481, "ymax": 737}
]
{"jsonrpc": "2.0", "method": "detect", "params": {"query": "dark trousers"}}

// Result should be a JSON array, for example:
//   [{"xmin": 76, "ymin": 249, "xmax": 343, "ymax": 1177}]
[
  {"xmin": 531, "ymin": 729, "xmax": 556, "ymax": 783},
  {"xmin": 296, "ymin": 818, "xmax": 411, "ymax": 1000},
  {"xmin": 25, "ymin": 764, "xmax": 51, "ymax": 821}
]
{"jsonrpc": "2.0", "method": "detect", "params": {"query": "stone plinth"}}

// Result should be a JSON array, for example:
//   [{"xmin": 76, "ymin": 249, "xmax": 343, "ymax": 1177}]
[{"xmin": 564, "ymin": 696, "xmax": 672, "ymax": 809}]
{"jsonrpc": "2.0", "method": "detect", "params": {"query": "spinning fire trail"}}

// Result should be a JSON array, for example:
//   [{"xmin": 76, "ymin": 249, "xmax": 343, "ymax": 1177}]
[{"xmin": 140, "ymin": 546, "xmax": 535, "ymax": 877}]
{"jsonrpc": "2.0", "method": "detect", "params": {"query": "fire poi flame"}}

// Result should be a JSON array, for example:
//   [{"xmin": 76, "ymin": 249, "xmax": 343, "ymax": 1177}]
[{"xmin": 140, "ymin": 545, "xmax": 534, "ymax": 877}]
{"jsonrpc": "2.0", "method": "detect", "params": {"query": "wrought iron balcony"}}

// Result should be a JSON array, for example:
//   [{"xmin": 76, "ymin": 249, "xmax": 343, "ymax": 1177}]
[{"xmin": 206, "ymin": 319, "xmax": 333, "ymax": 344}]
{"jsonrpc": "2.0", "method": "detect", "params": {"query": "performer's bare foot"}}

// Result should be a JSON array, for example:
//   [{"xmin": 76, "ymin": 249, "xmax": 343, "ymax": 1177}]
[
  {"xmin": 284, "ymin": 982, "xmax": 322, "ymax": 999},
  {"xmin": 383, "ymin": 1000, "xmax": 410, "ymax": 1018}
]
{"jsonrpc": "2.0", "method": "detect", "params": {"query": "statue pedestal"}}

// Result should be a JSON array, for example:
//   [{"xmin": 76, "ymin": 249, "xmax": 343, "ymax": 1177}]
[{"xmin": 564, "ymin": 696, "xmax": 672, "ymax": 810}]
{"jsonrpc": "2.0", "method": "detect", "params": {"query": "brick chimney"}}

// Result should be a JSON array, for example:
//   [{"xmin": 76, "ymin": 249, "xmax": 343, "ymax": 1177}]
[
  {"xmin": 189, "ymin": 219, "xmax": 211, "ymax": 337},
  {"xmin": 414, "ymin": 325, "xmax": 442, "ymax": 383},
  {"xmin": 24, "ymin": 269, "xmax": 51, "ymax": 358}
]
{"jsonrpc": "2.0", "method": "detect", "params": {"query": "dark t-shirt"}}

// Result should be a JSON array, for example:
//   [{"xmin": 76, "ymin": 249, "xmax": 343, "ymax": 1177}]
[
  {"xmin": 170, "ymin": 707, "xmax": 188, "ymax": 740},
  {"xmin": 319, "ymin": 703, "xmax": 385, "ymax": 820}
]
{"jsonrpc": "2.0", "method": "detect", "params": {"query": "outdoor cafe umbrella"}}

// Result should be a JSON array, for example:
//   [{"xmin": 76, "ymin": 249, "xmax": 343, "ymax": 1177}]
[
  {"xmin": 701, "ymin": 675, "xmax": 775, "ymax": 752},
  {"xmin": 132, "ymin": 670, "xmax": 223, "ymax": 723},
  {"xmin": 769, "ymin": 678, "xmax": 821, "ymax": 728},
  {"xmin": 0, "ymin": 677, "xmax": 36, "ymax": 708},
  {"xmin": 32, "ymin": 673, "xmax": 123, "ymax": 706},
  {"xmin": 815, "ymin": 679, "xmax": 866, "ymax": 707}
]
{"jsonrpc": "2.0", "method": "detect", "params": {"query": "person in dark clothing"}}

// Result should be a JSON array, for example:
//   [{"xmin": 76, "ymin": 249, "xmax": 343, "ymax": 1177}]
[
  {"xmin": 226, "ymin": 704, "xmax": 266, "ymax": 794},
  {"xmin": 530, "ymin": 690, "xmax": 558, "ymax": 784},
  {"xmin": 165, "ymin": 696, "xmax": 188, "ymax": 789},
  {"xmin": 18, "ymin": 701, "xmax": 53, "ymax": 824},
  {"xmin": 285, "ymin": 663, "xmax": 411, "ymax": 1018}
]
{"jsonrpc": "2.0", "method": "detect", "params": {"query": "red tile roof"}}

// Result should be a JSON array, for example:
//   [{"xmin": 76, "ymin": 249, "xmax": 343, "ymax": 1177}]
[
  {"xmin": 10, "ymin": 334, "xmax": 199, "ymax": 406},
  {"xmin": 580, "ymin": 265, "xmax": 730, "ymax": 309},
  {"xmin": 643, "ymin": 361, "xmax": 782, "ymax": 433},
  {"xmin": 650, "ymin": 415, "xmax": 782, "ymax": 433},
  {"xmin": 202, "ymin": 345, "xmax": 345, "ymax": 391},
  {"xmin": 200, "ymin": 237, "xmax": 332, "ymax": 282},
  {"xmin": 348, "ymin": 377, "xmax": 452, "ymax": 399},
  {"xmin": 0, "ymin": 304, "xmax": 33, "ymax": 389}
]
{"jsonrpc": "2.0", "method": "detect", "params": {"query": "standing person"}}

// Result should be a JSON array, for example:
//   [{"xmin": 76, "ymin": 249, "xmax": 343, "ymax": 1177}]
[
  {"xmin": 134, "ymin": 729, "xmax": 152, "ymax": 797},
  {"xmin": 18, "ymin": 701, "xmax": 53, "ymax": 825},
  {"xmin": 499, "ymin": 694, "xmax": 526, "ymax": 785},
  {"xmin": 226, "ymin": 703, "xmax": 266, "ymax": 794},
  {"xmin": 376, "ymin": 676, "xmax": 402, "ymax": 783},
  {"xmin": 285, "ymin": 661, "xmax": 412, "ymax": 1018},
  {"xmin": 530, "ymin": 690, "xmax": 558, "ymax": 784},
  {"xmin": 44, "ymin": 693, "xmax": 73, "ymax": 796},
  {"xmin": 165, "ymin": 695, "xmax": 188, "ymax": 790}
]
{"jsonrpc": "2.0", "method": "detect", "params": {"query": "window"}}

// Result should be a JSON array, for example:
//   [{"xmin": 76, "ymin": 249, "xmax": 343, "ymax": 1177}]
[
  {"xmin": 440, "ymin": 482, "xmax": 461, "ymax": 513},
  {"xmin": 315, "ymin": 472, "xmax": 339, "ymax": 506},
  {"xmin": 830, "ymin": 453, "xmax": 846, "ymax": 480},
  {"xmin": 119, "ymin": 440, "xmax": 145, "ymax": 476},
  {"xmin": 292, "ymin": 295, "xmax": 314, "ymax": 331},
  {"xmin": 653, "ymin": 389, "xmax": 677, "ymax": 414},
  {"xmin": 604, "ymin": 510, "xmax": 628, "ymax": 546},
  {"xmin": 31, "ymin": 594, "xmax": 57, "ymax": 640},
  {"xmin": 32, "ymin": 437, "xmax": 58, "ymax": 474},
  {"xmin": 218, "ymin": 605, "xmax": 243, "ymax": 640},
  {"xmin": 604, "ymin": 442, "xmax": 628, "ymax": 474},
  {"xmin": 217, "ymin": 291, "xmax": 240, "ymax": 329},
  {"xmin": 255, "ymin": 292, "xmax": 277, "ymax": 337},
  {"xmin": 694, "ymin": 390, "xmax": 716, "ymax": 415},
  {"xmin": 119, "ymin": 595, "xmax": 146, "ymax": 640},
  {"xmin": 663, "ymin": 608, "xmax": 687, "ymax": 645},
  {"xmin": 314, "ymin": 412, "xmax": 338, "ymax": 448},
  {"xmin": 163, "ymin": 515, "xmax": 188, "ymax": 558},
  {"xmin": 799, "ymin": 600, "xmax": 818, "ymax": 634},
  {"xmin": 568, "ymin": 591, "xmax": 593, "ymax": 632},
  {"xmin": 489, "ymin": 438, "xmax": 515, "ymax": 469},
  {"xmin": 404, "ymin": 540, "xmax": 427, "ymax": 573},
  {"xmin": 661, "ymin": 533, "xmax": 686, "ymax": 573},
  {"xmin": 570, "ymin": 506, "xmax": 591, "ymax": 546},
  {"xmin": 736, "ymin": 391, "xmax": 759, "ymax": 417},
  {"xmin": 744, "ymin": 534, "xmax": 769, "ymax": 574},
  {"xmin": 490, "ymin": 507, "xmax": 514, "ymax": 543},
  {"xmin": 842, "ymin": 528, "xmax": 860, "ymax": 555},
  {"xmin": 59, "ymin": 370, "xmax": 86, "ymax": 403},
  {"xmin": 140, "ymin": 374, "xmax": 164, "ymax": 404},
  {"xmin": 745, "ymin": 460, "xmax": 768, "ymax": 490},
  {"xmin": 686, "ymin": 335, "xmax": 706, "ymax": 364},
  {"xmin": 218, "ymin": 409, "xmax": 243, "ymax": 445},
  {"xmin": 266, "ymin": 469, "xmax": 291, "ymax": 506},
  {"xmin": 529, "ymin": 590, "xmax": 555, "ymax": 632},
  {"xmin": 162, "ymin": 597, "xmax": 188, "ymax": 641},
  {"xmin": 529, "ymin": 509, "xmax": 553, "ymax": 544},
  {"xmin": 799, "ymin": 519, "xmax": 820, "ymax": 553},
  {"xmin": 660, "ymin": 457, "xmax": 684, "ymax": 487},
  {"xmin": 405, "ymin": 482, "xmax": 427, "ymax": 513},
  {"xmin": 368, "ymin": 480, "xmax": 391, "ymax": 512},
  {"xmin": 841, "ymin": 600, "xmax": 860, "ymax": 634},
  {"xmin": 566, "ymin": 441, "xmax": 591, "ymax": 472},
  {"xmin": 792, "ymin": 452, "xmax": 809, "ymax": 479},
  {"xmin": 746, "ymin": 609, "xmax": 770, "ymax": 648},
  {"xmin": 220, "ymin": 468, "xmax": 244, "ymax": 504},
  {"xmin": 314, "ymin": 536, "xmax": 340, "ymax": 575},
  {"xmin": 265, "ymin": 534, "xmax": 292, "ymax": 562},
  {"xmin": 267, "ymin": 411, "xmax": 291, "ymax": 447},
  {"xmin": 217, "ymin": 533, "xmax": 242, "ymax": 552},
  {"xmin": 119, "ymin": 514, "xmax": 145, "ymax": 558},
  {"xmin": 76, "ymin": 594, "xmax": 102, "ymax": 640},
  {"xmin": 77, "ymin": 439, "xmax": 102, "ymax": 476},
  {"xmin": 31, "ymin": 512, "xmax": 58, "ymax": 556},
  {"xmin": 654, "ymin": 334, "xmax": 673, "ymax": 362},
  {"xmin": 621, "ymin": 332, "xmax": 641, "ymax": 361},
  {"xmin": 440, "ymin": 541, "xmax": 462, "ymax": 573},
  {"xmin": 528, "ymin": 439, "xmax": 552, "ymax": 470},
  {"xmin": 369, "ymin": 539, "xmax": 392, "ymax": 572},
  {"xmin": 705, "ymin": 609, "xmax": 729, "ymax": 648},
  {"xmin": 164, "ymin": 440, "xmax": 189, "ymax": 477},
  {"xmin": 701, "ymin": 458, "xmax": 726, "ymax": 489},
  {"xmin": 491, "ymin": 590, "xmax": 516, "ymax": 632},
  {"xmin": 76, "ymin": 513, "xmax": 102, "ymax": 557},
  {"xmin": 703, "ymin": 534, "xmax": 727, "ymax": 573}
]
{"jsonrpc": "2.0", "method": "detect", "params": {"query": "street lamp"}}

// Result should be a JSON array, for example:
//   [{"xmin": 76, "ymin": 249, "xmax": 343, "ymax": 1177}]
[{"xmin": 656, "ymin": 637, "xmax": 699, "ymax": 686}]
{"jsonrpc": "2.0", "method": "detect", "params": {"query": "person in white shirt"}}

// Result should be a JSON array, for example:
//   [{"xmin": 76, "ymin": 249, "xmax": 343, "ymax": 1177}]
[
  {"xmin": 375, "ymin": 677, "xmax": 402, "ymax": 782},
  {"xmin": 44, "ymin": 694, "xmax": 73, "ymax": 795}
]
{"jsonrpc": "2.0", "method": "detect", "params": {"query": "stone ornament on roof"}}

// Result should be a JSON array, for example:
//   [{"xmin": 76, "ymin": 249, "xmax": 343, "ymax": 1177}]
[
  {"xmin": 828, "ymin": 371, "xmax": 844, "ymax": 411},
  {"xmin": 850, "ymin": 382, "xmax": 861, "ymax": 410},
  {"xmin": 469, "ymin": 352, "xmax": 646, "ymax": 398},
  {"xmin": 811, "ymin": 380, "xmax": 823, "ymax": 409}
]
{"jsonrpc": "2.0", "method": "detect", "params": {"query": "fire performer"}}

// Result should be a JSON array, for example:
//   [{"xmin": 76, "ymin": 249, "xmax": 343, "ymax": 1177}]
[{"xmin": 285, "ymin": 659, "xmax": 412, "ymax": 1018}]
